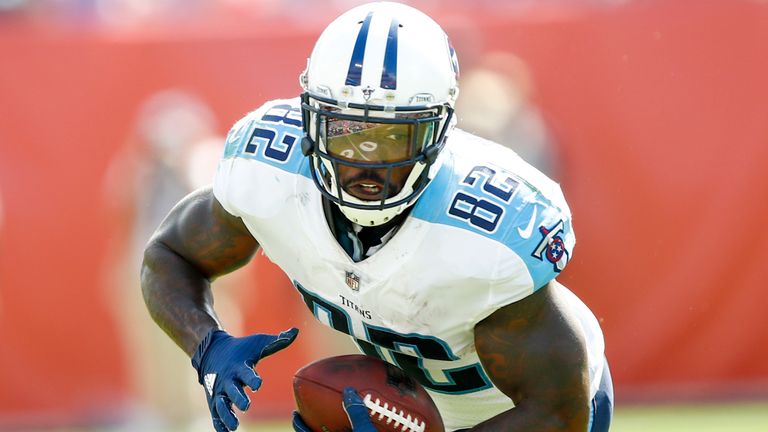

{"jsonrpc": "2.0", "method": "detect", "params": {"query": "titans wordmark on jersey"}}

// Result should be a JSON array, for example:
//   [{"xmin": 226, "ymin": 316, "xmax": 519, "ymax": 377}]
[{"xmin": 213, "ymin": 98, "xmax": 606, "ymax": 431}]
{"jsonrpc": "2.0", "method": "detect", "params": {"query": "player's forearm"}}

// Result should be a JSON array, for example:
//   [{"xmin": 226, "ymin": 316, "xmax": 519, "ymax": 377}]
[{"xmin": 141, "ymin": 241, "xmax": 222, "ymax": 356}]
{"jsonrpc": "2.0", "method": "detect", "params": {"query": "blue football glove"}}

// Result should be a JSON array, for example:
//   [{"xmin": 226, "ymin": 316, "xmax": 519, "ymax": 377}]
[
  {"xmin": 191, "ymin": 328, "xmax": 299, "ymax": 432},
  {"xmin": 291, "ymin": 387, "xmax": 375, "ymax": 432},
  {"xmin": 291, "ymin": 411, "xmax": 312, "ymax": 432},
  {"xmin": 342, "ymin": 387, "xmax": 377, "ymax": 432}
]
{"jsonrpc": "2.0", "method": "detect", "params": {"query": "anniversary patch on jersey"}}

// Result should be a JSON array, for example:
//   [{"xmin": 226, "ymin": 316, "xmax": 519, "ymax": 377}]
[{"xmin": 531, "ymin": 220, "xmax": 570, "ymax": 272}]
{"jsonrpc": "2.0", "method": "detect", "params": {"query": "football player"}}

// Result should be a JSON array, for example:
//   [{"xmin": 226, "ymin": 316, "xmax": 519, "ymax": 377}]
[{"xmin": 141, "ymin": 2, "xmax": 613, "ymax": 431}]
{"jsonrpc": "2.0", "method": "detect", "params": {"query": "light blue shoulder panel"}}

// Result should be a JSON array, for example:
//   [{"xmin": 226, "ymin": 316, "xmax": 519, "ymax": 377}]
[
  {"xmin": 411, "ymin": 151, "xmax": 575, "ymax": 290},
  {"xmin": 221, "ymin": 99, "xmax": 311, "ymax": 178}
]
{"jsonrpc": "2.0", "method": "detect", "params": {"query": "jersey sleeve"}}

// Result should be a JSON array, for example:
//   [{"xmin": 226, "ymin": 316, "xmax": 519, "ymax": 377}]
[
  {"xmin": 465, "ymin": 173, "xmax": 575, "ymax": 328},
  {"xmin": 500, "ymin": 183, "xmax": 575, "ymax": 290},
  {"xmin": 213, "ymin": 113, "xmax": 255, "ymax": 217}
]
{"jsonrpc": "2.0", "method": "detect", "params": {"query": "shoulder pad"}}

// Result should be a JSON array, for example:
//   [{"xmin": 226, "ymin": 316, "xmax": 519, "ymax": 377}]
[
  {"xmin": 413, "ymin": 131, "xmax": 575, "ymax": 289},
  {"xmin": 220, "ymin": 98, "xmax": 306, "ymax": 174},
  {"xmin": 214, "ymin": 98, "xmax": 308, "ymax": 217}
]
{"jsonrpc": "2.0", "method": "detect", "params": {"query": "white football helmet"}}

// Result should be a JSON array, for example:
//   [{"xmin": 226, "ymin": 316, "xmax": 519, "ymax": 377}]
[{"xmin": 300, "ymin": 1, "xmax": 460, "ymax": 226}]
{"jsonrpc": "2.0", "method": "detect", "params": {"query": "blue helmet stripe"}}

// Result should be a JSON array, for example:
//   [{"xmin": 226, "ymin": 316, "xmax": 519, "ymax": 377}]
[
  {"xmin": 449, "ymin": 42, "xmax": 460, "ymax": 78},
  {"xmin": 345, "ymin": 12, "xmax": 374, "ymax": 87},
  {"xmin": 380, "ymin": 18, "xmax": 399, "ymax": 90}
]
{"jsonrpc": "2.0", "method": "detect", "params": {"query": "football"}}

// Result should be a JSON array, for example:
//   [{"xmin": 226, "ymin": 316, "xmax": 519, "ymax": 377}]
[{"xmin": 293, "ymin": 354, "xmax": 444, "ymax": 432}]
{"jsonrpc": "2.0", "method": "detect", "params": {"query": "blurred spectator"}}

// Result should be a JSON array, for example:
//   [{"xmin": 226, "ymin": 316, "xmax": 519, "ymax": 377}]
[
  {"xmin": 102, "ymin": 89, "xmax": 247, "ymax": 431},
  {"xmin": 104, "ymin": 89, "xmax": 223, "ymax": 253},
  {"xmin": 456, "ymin": 51, "xmax": 559, "ymax": 177}
]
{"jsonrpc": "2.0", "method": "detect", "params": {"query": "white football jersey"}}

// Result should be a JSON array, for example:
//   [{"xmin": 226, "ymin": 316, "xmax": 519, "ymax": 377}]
[{"xmin": 214, "ymin": 98, "xmax": 606, "ymax": 431}]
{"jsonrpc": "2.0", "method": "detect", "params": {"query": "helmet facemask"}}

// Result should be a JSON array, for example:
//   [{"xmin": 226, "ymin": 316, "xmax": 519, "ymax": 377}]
[{"xmin": 301, "ymin": 92, "xmax": 454, "ymax": 226}]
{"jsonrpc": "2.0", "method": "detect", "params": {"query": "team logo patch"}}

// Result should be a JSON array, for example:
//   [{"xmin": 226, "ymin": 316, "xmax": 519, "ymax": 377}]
[
  {"xmin": 345, "ymin": 271, "xmax": 361, "ymax": 291},
  {"xmin": 361, "ymin": 86, "xmax": 375, "ymax": 101},
  {"xmin": 531, "ymin": 220, "xmax": 570, "ymax": 272}
]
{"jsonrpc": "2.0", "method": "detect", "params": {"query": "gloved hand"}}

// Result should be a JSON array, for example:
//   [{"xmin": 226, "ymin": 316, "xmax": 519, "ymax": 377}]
[
  {"xmin": 191, "ymin": 328, "xmax": 299, "ymax": 432},
  {"xmin": 341, "ymin": 387, "xmax": 377, "ymax": 432},
  {"xmin": 292, "ymin": 387, "xmax": 376, "ymax": 432},
  {"xmin": 291, "ymin": 411, "xmax": 312, "ymax": 432}
]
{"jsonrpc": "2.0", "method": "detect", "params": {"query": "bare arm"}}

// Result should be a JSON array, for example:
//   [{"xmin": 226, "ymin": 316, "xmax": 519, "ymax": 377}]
[
  {"xmin": 470, "ymin": 280, "xmax": 591, "ymax": 431},
  {"xmin": 140, "ymin": 186, "xmax": 259, "ymax": 356}
]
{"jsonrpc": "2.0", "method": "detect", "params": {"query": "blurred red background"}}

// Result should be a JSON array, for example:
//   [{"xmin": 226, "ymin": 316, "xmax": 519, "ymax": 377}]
[{"xmin": 1, "ymin": 0, "xmax": 767, "ymax": 428}]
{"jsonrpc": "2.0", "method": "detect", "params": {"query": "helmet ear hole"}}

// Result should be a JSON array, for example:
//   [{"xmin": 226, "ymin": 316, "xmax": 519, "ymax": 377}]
[
  {"xmin": 301, "ymin": 136, "xmax": 315, "ymax": 156},
  {"xmin": 424, "ymin": 145, "xmax": 440, "ymax": 164}
]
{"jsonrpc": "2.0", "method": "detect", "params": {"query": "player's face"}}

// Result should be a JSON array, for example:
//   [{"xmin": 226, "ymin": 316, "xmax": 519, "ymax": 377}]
[
  {"xmin": 335, "ymin": 163, "xmax": 415, "ymax": 201},
  {"xmin": 325, "ymin": 118, "xmax": 432, "ymax": 201}
]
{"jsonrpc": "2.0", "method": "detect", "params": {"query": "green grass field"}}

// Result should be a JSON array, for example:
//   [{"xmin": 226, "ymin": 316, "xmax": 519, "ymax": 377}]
[
  {"xmin": 606, "ymin": 402, "xmax": 768, "ymax": 432},
  {"xmin": 240, "ymin": 402, "xmax": 768, "ymax": 432},
  {"xmin": 17, "ymin": 402, "xmax": 768, "ymax": 432}
]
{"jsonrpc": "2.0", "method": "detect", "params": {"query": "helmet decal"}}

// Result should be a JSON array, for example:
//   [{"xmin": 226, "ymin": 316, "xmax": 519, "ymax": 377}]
[
  {"xmin": 449, "ymin": 41, "xmax": 460, "ymax": 80},
  {"xmin": 380, "ymin": 18, "xmax": 400, "ymax": 90},
  {"xmin": 345, "ymin": 11, "xmax": 374, "ymax": 87}
]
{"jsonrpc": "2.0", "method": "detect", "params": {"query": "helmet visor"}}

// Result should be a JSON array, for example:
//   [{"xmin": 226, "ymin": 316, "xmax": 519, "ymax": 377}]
[{"xmin": 324, "ymin": 115, "xmax": 435, "ymax": 165}]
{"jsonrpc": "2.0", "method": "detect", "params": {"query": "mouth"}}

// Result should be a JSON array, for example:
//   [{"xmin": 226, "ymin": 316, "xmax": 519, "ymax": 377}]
[{"xmin": 346, "ymin": 180, "xmax": 386, "ymax": 200}]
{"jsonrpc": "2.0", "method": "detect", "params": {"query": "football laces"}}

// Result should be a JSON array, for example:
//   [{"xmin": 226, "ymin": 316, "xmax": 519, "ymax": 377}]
[{"xmin": 363, "ymin": 393, "xmax": 426, "ymax": 432}]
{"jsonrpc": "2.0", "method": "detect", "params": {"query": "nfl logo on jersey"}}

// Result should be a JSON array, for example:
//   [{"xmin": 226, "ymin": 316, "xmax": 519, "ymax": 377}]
[{"xmin": 345, "ymin": 271, "xmax": 360, "ymax": 291}]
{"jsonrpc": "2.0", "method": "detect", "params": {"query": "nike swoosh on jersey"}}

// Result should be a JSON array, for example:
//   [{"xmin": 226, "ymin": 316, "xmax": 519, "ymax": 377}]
[{"xmin": 517, "ymin": 206, "xmax": 538, "ymax": 239}]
